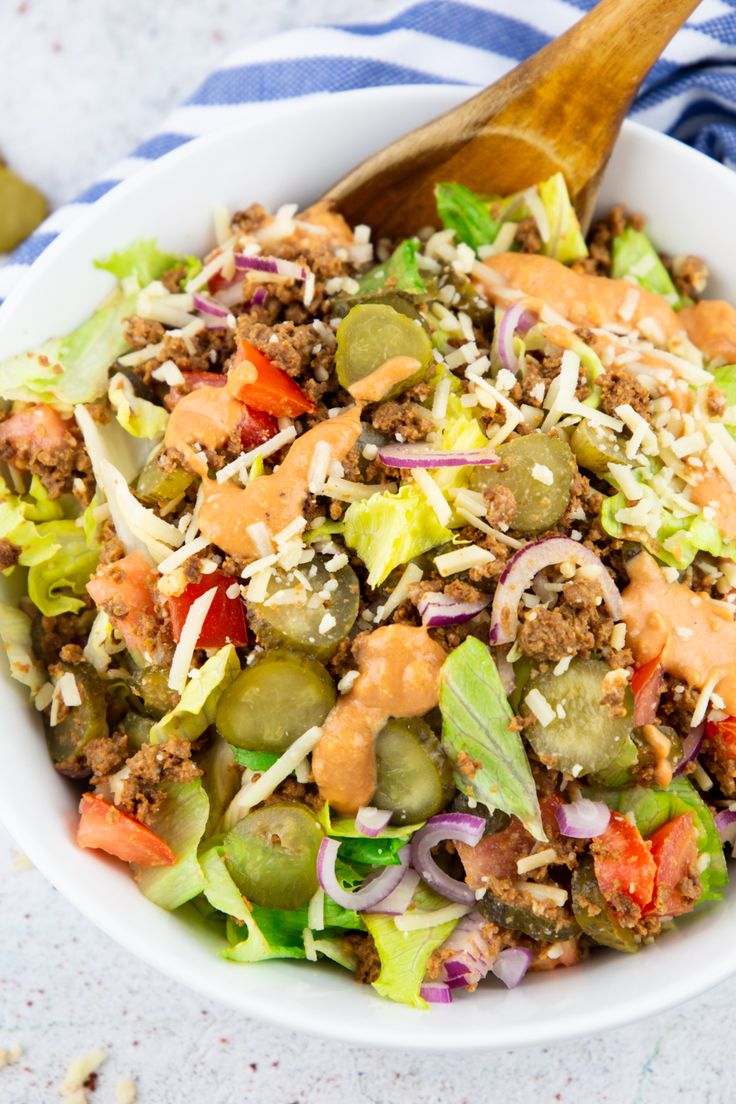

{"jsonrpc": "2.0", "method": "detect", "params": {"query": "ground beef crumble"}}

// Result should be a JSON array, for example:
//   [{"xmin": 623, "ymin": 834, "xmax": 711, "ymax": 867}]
[
  {"xmin": 372, "ymin": 401, "xmax": 433, "ymax": 442},
  {"xmin": 114, "ymin": 736, "xmax": 201, "ymax": 824},
  {"xmin": 598, "ymin": 364, "xmax": 650, "ymax": 420}
]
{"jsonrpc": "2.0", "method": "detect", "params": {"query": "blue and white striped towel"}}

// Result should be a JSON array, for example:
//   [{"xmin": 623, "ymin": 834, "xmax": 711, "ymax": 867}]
[{"xmin": 2, "ymin": 0, "xmax": 736, "ymax": 307}]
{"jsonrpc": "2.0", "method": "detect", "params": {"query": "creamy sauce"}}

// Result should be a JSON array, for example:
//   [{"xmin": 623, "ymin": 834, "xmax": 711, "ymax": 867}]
[
  {"xmin": 622, "ymin": 552, "xmax": 736, "ymax": 714},
  {"xmin": 198, "ymin": 406, "xmax": 362, "ymax": 558},
  {"xmin": 164, "ymin": 382, "xmax": 245, "ymax": 477},
  {"xmin": 477, "ymin": 253, "xmax": 736, "ymax": 363},
  {"xmin": 691, "ymin": 471, "xmax": 736, "ymax": 542},
  {"xmin": 348, "ymin": 356, "xmax": 421, "ymax": 403},
  {"xmin": 312, "ymin": 625, "xmax": 447, "ymax": 814},
  {"xmin": 678, "ymin": 300, "xmax": 736, "ymax": 363}
]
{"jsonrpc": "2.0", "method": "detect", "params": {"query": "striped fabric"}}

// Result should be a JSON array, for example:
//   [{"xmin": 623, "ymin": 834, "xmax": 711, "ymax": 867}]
[{"xmin": 2, "ymin": 0, "xmax": 736, "ymax": 306}]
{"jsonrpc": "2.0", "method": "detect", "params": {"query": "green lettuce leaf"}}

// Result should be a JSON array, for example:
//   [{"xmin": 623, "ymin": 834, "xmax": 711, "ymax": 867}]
[
  {"xmin": 0, "ymin": 602, "xmax": 46, "ymax": 695},
  {"xmin": 336, "ymin": 836, "xmax": 408, "ymax": 868},
  {"xmin": 27, "ymin": 519, "xmax": 100, "ymax": 616},
  {"xmin": 433, "ymin": 403, "xmax": 489, "ymax": 497},
  {"xmin": 440, "ymin": 637, "xmax": 544, "ymax": 840},
  {"xmin": 601, "ymin": 488, "xmax": 736, "ymax": 571},
  {"xmin": 363, "ymin": 884, "xmax": 460, "ymax": 1008},
  {"xmin": 358, "ymin": 239, "xmax": 426, "ymax": 295},
  {"xmin": 94, "ymin": 237, "xmax": 186, "ymax": 287},
  {"xmin": 150, "ymin": 645, "xmax": 240, "ymax": 744},
  {"xmin": 132, "ymin": 780, "xmax": 209, "ymax": 909},
  {"xmin": 435, "ymin": 182, "xmax": 500, "ymax": 251},
  {"xmin": 229, "ymin": 747, "xmax": 279, "ymax": 771},
  {"xmin": 711, "ymin": 364, "xmax": 736, "ymax": 430},
  {"xmin": 343, "ymin": 483, "xmax": 452, "ymax": 587},
  {"xmin": 537, "ymin": 172, "xmax": 588, "ymax": 264},
  {"xmin": 108, "ymin": 372, "xmax": 168, "ymax": 440},
  {"xmin": 585, "ymin": 776, "xmax": 727, "ymax": 904},
  {"xmin": 611, "ymin": 227, "xmax": 681, "ymax": 306},
  {"xmin": 0, "ymin": 287, "xmax": 136, "ymax": 405}
]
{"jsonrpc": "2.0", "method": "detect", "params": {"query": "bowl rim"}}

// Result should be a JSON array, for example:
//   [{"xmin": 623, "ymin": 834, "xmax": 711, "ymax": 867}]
[{"xmin": 2, "ymin": 82, "xmax": 736, "ymax": 1050}]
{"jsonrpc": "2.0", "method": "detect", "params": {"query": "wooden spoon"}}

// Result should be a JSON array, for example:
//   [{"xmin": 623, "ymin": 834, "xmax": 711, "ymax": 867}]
[{"xmin": 322, "ymin": 0, "xmax": 701, "ymax": 239}]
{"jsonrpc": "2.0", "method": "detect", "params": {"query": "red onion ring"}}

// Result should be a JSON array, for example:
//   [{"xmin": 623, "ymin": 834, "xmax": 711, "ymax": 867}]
[
  {"xmin": 410, "ymin": 813, "xmax": 485, "ymax": 906},
  {"xmin": 714, "ymin": 809, "xmax": 736, "ymax": 846},
  {"xmin": 420, "ymin": 981, "xmax": 453, "ymax": 1004},
  {"xmin": 494, "ymin": 646, "xmax": 516, "ymax": 696},
  {"xmin": 418, "ymin": 592, "xmax": 490, "ymax": 628},
  {"xmin": 674, "ymin": 723, "xmax": 705, "ymax": 776},
  {"xmin": 555, "ymin": 798, "xmax": 611, "ymax": 839},
  {"xmin": 438, "ymin": 910, "xmax": 498, "ymax": 990},
  {"xmin": 377, "ymin": 443, "xmax": 500, "ymax": 469},
  {"xmin": 490, "ymin": 536, "xmax": 622, "ymax": 645},
  {"xmin": 355, "ymin": 806, "xmax": 393, "ymax": 837},
  {"xmin": 317, "ymin": 838, "xmax": 410, "ymax": 911},
  {"xmin": 192, "ymin": 293, "xmax": 229, "ymax": 319},
  {"xmin": 364, "ymin": 869, "xmax": 420, "ymax": 916},
  {"xmin": 497, "ymin": 302, "xmax": 537, "ymax": 375},
  {"xmin": 234, "ymin": 254, "xmax": 307, "ymax": 281},
  {"xmin": 491, "ymin": 947, "xmax": 533, "ymax": 989}
]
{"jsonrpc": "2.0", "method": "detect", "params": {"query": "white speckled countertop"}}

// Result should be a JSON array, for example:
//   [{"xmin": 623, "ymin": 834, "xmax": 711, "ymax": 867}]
[{"xmin": 1, "ymin": 2, "xmax": 735, "ymax": 1101}]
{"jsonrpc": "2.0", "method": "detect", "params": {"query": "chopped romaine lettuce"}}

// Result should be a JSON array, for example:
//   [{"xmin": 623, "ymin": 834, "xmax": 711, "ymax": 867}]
[
  {"xmin": 94, "ymin": 237, "xmax": 188, "ymax": 288},
  {"xmin": 343, "ymin": 483, "xmax": 452, "ymax": 588},
  {"xmin": 150, "ymin": 645, "xmax": 240, "ymax": 744},
  {"xmin": 358, "ymin": 239, "xmax": 426, "ymax": 295},
  {"xmin": 318, "ymin": 804, "xmax": 424, "ymax": 840},
  {"xmin": 27, "ymin": 519, "xmax": 100, "ymax": 616},
  {"xmin": 363, "ymin": 884, "xmax": 460, "ymax": 1008},
  {"xmin": 132, "ymin": 780, "xmax": 209, "ymax": 909},
  {"xmin": 336, "ymin": 836, "xmax": 407, "ymax": 868},
  {"xmin": 537, "ymin": 172, "xmax": 588, "ymax": 264},
  {"xmin": 585, "ymin": 776, "xmax": 727, "ymax": 904},
  {"xmin": 433, "ymin": 402, "xmax": 489, "ymax": 497},
  {"xmin": 229, "ymin": 747, "xmax": 279, "ymax": 771},
  {"xmin": 83, "ymin": 609, "xmax": 124, "ymax": 674},
  {"xmin": 601, "ymin": 488, "xmax": 736, "ymax": 570},
  {"xmin": 440, "ymin": 637, "xmax": 545, "ymax": 840},
  {"xmin": 611, "ymin": 227, "xmax": 682, "ymax": 306},
  {"xmin": 108, "ymin": 373, "xmax": 168, "ymax": 440},
  {"xmin": 711, "ymin": 364, "xmax": 736, "ymax": 411},
  {"xmin": 435, "ymin": 182, "xmax": 500, "ymax": 251},
  {"xmin": 0, "ymin": 602, "xmax": 45, "ymax": 695},
  {"xmin": 0, "ymin": 287, "xmax": 135, "ymax": 405}
]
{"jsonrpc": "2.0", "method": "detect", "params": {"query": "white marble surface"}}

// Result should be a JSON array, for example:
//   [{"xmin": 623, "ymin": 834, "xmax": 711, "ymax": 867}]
[{"xmin": 1, "ymin": 2, "xmax": 735, "ymax": 1101}]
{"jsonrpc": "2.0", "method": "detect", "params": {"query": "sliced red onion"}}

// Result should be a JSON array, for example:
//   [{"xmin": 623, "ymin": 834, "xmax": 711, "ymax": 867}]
[
  {"xmin": 234, "ymin": 254, "xmax": 307, "ymax": 281},
  {"xmin": 714, "ymin": 809, "xmax": 736, "ymax": 847},
  {"xmin": 491, "ymin": 947, "xmax": 533, "ymax": 989},
  {"xmin": 420, "ymin": 981, "xmax": 453, "ymax": 1004},
  {"xmin": 214, "ymin": 281, "xmax": 246, "ymax": 308},
  {"xmin": 193, "ymin": 293, "xmax": 229, "ymax": 319},
  {"xmin": 418, "ymin": 591, "xmax": 489, "ymax": 628},
  {"xmin": 252, "ymin": 287, "xmax": 267, "ymax": 307},
  {"xmin": 633, "ymin": 664, "xmax": 664, "ymax": 726},
  {"xmin": 377, "ymin": 443, "xmax": 499, "ymax": 469},
  {"xmin": 438, "ymin": 910, "xmax": 498, "ymax": 990},
  {"xmin": 317, "ymin": 838, "xmax": 409, "ymax": 911},
  {"xmin": 494, "ymin": 646, "xmax": 516, "ymax": 696},
  {"xmin": 497, "ymin": 302, "xmax": 536, "ymax": 375},
  {"xmin": 355, "ymin": 806, "xmax": 393, "ymax": 838},
  {"xmin": 364, "ymin": 868, "xmax": 420, "ymax": 916},
  {"xmin": 410, "ymin": 813, "xmax": 485, "ymax": 906},
  {"xmin": 674, "ymin": 723, "xmax": 705, "ymax": 776},
  {"xmin": 555, "ymin": 798, "xmax": 611, "ymax": 839},
  {"xmin": 490, "ymin": 536, "xmax": 622, "ymax": 645}
]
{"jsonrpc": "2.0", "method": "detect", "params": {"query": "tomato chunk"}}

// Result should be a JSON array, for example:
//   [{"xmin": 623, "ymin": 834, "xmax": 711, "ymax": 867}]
[
  {"xmin": 86, "ymin": 551, "xmax": 160, "ymax": 658},
  {"xmin": 231, "ymin": 339, "xmax": 316, "ymax": 417},
  {"xmin": 644, "ymin": 813, "xmax": 700, "ymax": 918},
  {"xmin": 706, "ymin": 716, "xmax": 736, "ymax": 761},
  {"xmin": 168, "ymin": 571, "xmax": 248, "ymax": 648},
  {"xmin": 631, "ymin": 651, "xmax": 664, "ymax": 726},
  {"xmin": 238, "ymin": 404, "xmax": 279, "ymax": 451},
  {"xmin": 0, "ymin": 405, "xmax": 74, "ymax": 457},
  {"xmin": 592, "ymin": 810, "xmax": 656, "ymax": 911},
  {"xmin": 77, "ymin": 793, "xmax": 175, "ymax": 867},
  {"xmin": 458, "ymin": 816, "xmax": 532, "ymax": 883},
  {"xmin": 179, "ymin": 371, "xmax": 227, "ymax": 391}
]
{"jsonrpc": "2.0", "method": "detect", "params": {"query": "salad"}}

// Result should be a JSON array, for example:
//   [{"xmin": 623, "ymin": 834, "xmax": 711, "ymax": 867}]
[{"xmin": 1, "ymin": 172, "xmax": 736, "ymax": 1010}]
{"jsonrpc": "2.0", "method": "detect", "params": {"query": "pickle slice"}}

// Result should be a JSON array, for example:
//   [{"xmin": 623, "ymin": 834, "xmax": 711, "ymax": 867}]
[
  {"xmin": 223, "ymin": 803, "xmax": 323, "ymax": 910},
  {"xmin": 215, "ymin": 649, "xmax": 336, "ymax": 754},
  {"xmin": 136, "ymin": 455, "xmax": 194, "ymax": 505},
  {"xmin": 247, "ymin": 558, "xmax": 359, "ymax": 660},
  {"xmin": 46, "ymin": 663, "xmax": 108, "ymax": 767},
  {"xmin": 570, "ymin": 422, "xmax": 626, "ymax": 475},
  {"xmin": 372, "ymin": 718, "xmax": 455, "ymax": 825},
  {"xmin": 571, "ymin": 858, "xmax": 639, "ymax": 953},
  {"xmin": 129, "ymin": 666, "xmax": 181, "ymax": 719},
  {"xmin": 524, "ymin": 659, "xmax": 634, "ymax": 776},
  {"xmin": 471, "ymin": 432, "xmax": 575, "ymax": 533},
  {"xmin": 478, "ymin": 892, "xmax": 579, "ymax": 941},
  {"xmin": 335, "ymin": 304, "xmax": 432, "ymax": 392},
  {"xmin": 120, "ymin": 711, "xmax": 154, "ymax": 751}
]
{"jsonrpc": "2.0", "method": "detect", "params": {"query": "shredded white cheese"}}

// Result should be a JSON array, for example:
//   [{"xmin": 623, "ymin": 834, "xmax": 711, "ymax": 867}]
[
  {"xmin": 151, "ymin": 359, "xmax": 185, "ymax": 386},
  {"xmin": 524, "ymin": 688, "xmax": 556, "ymax": 728},
  {"xmin": 157, "ymin": 535, "xmax": 209, "ymax": 575},
  {"xmin": 431, "ymin": 376, "xmax": 452, "ymax": 421},
  {"xmin": 222, "ymin": 725, "xmax": 324, "ymax": 828},
  {"xmin": 375, "ymin": 563, "xmax": 423, "ymax": 623},
  {"xmin": 307, "ymin": 440, "xmax": 332, "ymax": 495},
  {"xmin": 337, "ymin": 670, "xmax": 360, "ymax": 694},
  {"xmin": 394, "ymin": 903, "xmax": 471, "ymax": 932},
  {"xmin": 691, "ymin": 673, "xmax": 721, "ymax": 729},
  {"xmin": 516, "ymin": 848, "xmax": 558, "ymax": 875},
  {"xmin": 434, "ymin": 545, "xmax": 495, "ymax": 577},
  {"xmin": 167, "ymin": 588, "xmax": 217, "ymax": 692},
  {"xmin": 58, "ymin": 671, "xmax": 81, "ymax": 708},
  {"xmin": 531, "ymin": 463, "xmax": 554, "ymax": 486},
  {"xmin": 245, "ymin": 521, "xmax": 273, "ymax": 558},
  {"xmin": 514, "ymin": 881, "xmax": 568, "ymax": 907}
]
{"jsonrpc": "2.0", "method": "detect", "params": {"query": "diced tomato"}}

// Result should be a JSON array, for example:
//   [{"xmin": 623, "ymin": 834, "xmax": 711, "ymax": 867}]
[
  {"xmin": 592, "ymin": 810, "xmax": 657, "ymax": 911},
  {"xmin": 231, "ymin": 339, "xmax": 316, "ymax": 417},
  {"xmin": 77, "ymin": 793, "xmax": 176, "ymax": 867},
  {"xmin": 179, "ymin": 371, "xmax": 228, "ymax": 391},
  {"xmin": 706, "ymin": 716, "xmax": 736, "ymax": 761},
  {"xmin": 643, "ymin": 813, "xmax": 700, "ymax": 918},
  {"xmin": 631, "ymin": 651, "xmax": 664, "ymax": 726},
  {"xmin": 0, "ymin": 405, "xmax": 73, "ymax": 456},
  {"xmin": 458, "ymin": 816, "xmax": 533, "ymax": 883},
  {"xmin": 86, "ymin": 551, "xmax": 160, "ymax": 658},
  {"xmin": 168, "ymin": 571, "xmax": 248, "ymax": 648},
  {"xmin": 238, "ymin": 404, "xmax": 278, "ymax": 451}
]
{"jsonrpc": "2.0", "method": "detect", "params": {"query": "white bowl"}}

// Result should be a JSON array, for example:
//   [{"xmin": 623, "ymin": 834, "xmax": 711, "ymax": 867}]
[{"xmin": 1, "ymin": 84, "xmax": 735, "ymax": 1050}]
